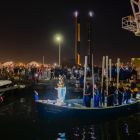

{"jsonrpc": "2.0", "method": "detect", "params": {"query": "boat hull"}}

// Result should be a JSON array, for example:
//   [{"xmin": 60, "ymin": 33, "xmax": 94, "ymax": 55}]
[{"xmin": 35, "ymin": 100, "xmax": 140, "ymax": 119}]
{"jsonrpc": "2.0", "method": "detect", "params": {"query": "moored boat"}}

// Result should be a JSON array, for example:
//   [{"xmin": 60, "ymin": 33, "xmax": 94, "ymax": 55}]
[{"xmin": 35, "ymin": 91, "xmax": 140, "ymax": 120}]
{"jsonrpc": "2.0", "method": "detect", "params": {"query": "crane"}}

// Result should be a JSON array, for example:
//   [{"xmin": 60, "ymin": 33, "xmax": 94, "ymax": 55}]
[{"xmin": 122, "ymin": 0, "xmax": 140, "ymax": 36}]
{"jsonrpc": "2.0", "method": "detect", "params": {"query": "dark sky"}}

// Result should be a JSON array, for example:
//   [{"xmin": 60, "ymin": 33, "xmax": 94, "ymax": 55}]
[{"xmin": 0, "ymin": 0, "xmax": 140, "ymax": 65}]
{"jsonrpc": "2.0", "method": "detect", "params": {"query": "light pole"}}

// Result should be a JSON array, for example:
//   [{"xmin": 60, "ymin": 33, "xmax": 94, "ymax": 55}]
[{"xmin": 57, "ymin": 37, "xmax": 61, "ymax": 67}]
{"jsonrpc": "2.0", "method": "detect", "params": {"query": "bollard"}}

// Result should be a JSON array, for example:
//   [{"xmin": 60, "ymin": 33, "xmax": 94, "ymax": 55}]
[{"xmin": 105, "ymin": 96, "xmax": 108, "ymax": 107}]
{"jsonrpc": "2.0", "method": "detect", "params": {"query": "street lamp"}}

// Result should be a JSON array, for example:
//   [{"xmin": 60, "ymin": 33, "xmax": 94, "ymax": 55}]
[{"xmin": 57, "ymin": 37, "xmax": 61, "ymax": 67}]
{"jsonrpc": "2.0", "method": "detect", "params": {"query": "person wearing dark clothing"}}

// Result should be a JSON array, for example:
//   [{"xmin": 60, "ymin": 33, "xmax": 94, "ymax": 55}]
[
  {"xmin": 101, "ymin": 81, "xmax": 106, "ymax": 104},
  {"xmin": 125, "ymin": 63, "xmax": 131, "ymax": 82},
  {"xmin": 55, "ymin": 68, "xmax": 58, "ymax": 79},
  {"xmin": 111, "ymin": 62, "xmax": 116, "ymax": 82},
  {"xmin": 119, "ymin": 65, "xmax": 124, "ymax": 83},
  {"xmin": 113, "ymin": 82, "xmax": 117, "ymax": 104},
  {"xmin": 131, "ymin": 81, "xmax": 138, "ymax": 98},
  {"xmin": 51, "ymin": 68, "xmax": 54, "ymax": 79},
  {"xmin": 117, "ymin": 83, "xmax": 124, "ymax": 105},
  {"xmin": 93, "ymin": 83, "xmax": 100, "ymax": 107},
  {"xmin": 107, "ymin": 81, "xmax": 115, "ymax": 106},
  {"xmin": 83, "ymin": 83, "xmax": 92, "ymax": 107},
  {"xmin": 132, "ymin": 64, "xmax": 137, "ymax": 82},
  {"xmin": 124, "ymin": 85, "xmax": 131, "ymax": 104}
]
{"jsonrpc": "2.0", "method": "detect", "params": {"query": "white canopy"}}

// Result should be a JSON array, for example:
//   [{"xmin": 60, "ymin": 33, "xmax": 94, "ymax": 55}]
[
  {"xmin": 0, "ymin": 80, "xmax": 12, "ymax": 87},
  {"xmin": 2, "ymin": 62, "xmax": 13, "ymax": 67},
  {"xmin": 26, "ymin": 61, "xmax": 40, "ymax": 66}
]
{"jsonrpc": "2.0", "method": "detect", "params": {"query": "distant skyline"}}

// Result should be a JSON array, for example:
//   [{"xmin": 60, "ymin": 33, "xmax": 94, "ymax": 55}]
[{"xmin": 0, "ymin": 0, "xmax": 140, "ymax": 65}]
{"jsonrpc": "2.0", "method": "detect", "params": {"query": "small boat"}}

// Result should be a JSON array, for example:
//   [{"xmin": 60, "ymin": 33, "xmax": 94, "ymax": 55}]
[
  {"xmin": 35, "ymin": 91, "xmax": 140, "ymax": 120},
  {"xmin": 0, "ymin": 80, "xmax": 12, "ymax": 88}
]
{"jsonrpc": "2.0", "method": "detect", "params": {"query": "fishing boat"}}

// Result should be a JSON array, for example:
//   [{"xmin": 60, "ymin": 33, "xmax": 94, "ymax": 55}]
[
  {"xmin": 35, "ymin": 91, "xmax": 140, "ymax": 119},
  {"xmin": 35, "ymin": 56, "xmax": 140, "ymax": 120}
]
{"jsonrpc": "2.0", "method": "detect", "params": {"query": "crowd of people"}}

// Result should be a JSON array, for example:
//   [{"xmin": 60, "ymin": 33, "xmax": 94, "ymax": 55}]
[
  {"xmin": 0, "ymin": 62, "xmax": 140, "ymax": 83},
  {"xmin": 0, "ymin": 62, "xmax": 139, "ymax": 107}
]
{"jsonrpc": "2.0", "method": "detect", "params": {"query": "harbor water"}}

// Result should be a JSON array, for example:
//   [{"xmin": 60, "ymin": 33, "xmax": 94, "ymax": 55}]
[{"xmin": 0, "ymin": 85, "xmax": 140, "ymax": 140}]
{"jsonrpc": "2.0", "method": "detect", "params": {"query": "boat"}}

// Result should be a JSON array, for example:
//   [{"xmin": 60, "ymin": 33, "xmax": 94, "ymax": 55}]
[
  {"xmin": 35, "ymin": 90, "xmax": 140, "ymax": 120},
  {"xmin": 0, "ymin": 80, "xmax": 12, "ymax": 89}
]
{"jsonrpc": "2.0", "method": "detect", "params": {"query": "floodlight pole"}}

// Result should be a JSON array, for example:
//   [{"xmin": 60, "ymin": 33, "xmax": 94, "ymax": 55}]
[{"xmin": 59, "ymin": 40, "xmax": 61, "ymax": 67}]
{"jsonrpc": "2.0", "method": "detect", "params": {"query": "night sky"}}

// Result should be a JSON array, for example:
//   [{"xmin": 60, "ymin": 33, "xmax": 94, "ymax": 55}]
[{"xmin": 0, "ymin": 0, "xmax": 140, "ymax": 65}]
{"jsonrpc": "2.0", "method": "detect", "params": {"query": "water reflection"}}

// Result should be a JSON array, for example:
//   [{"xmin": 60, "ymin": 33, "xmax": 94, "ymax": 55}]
[{"xmin": 0, "ymin": 90, "xmax": 140, "ymax": 140}]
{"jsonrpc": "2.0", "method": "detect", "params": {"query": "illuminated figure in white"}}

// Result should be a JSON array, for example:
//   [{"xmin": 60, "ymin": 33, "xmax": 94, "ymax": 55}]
[{"xmin": 55, "ymin": 76, "xmax": 66, "ymax": 105}]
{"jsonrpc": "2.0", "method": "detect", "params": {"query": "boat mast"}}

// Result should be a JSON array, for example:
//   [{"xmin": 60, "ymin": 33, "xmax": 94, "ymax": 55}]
[
  {"xmin": 106, "ymin": 56, "xmax": 108, "ymax": 95},
  {"xmin": 83, "ymin": 56, "xmax": 88, "ymax": 106},
  {"xmin": 117, "ymin": 58, "xmax": 120, "ymax": 95},
  {"xmin": 101, "ymin": 56, "xmax": 105, "ymax": 93},
  {"xmin": 109, "ymin": 59, "xmax": 112, "ymax": 81},
  {"xmin": 92, "ymin": 54, "xmax": 94, "ymax": 92}
]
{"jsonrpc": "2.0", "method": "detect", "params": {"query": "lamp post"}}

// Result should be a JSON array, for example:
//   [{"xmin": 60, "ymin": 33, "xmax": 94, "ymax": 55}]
[{"xmin": 57, "ymin": 38, "xmax": 61, "ymax": 67}]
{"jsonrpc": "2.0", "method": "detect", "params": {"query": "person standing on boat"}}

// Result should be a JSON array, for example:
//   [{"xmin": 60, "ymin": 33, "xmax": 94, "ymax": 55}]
[
  {"xmin": 107, "ymin": 81, "xmax": 115, "ymax": 106},
  {"xmin": 119, "ymin": 65, "xmax": 124, "ymax": 83},
  {"xmin": 130, "ymin": 80, "xmax": 138, "ymax": 98},
  {"xmin": 117, "ymin": 83, "xmax": 124, "ymax": 105},
  {"xmin": 83, "ymin": 83, "xmax": 92, "ymax": 107},
  {"xmin": 124, "ymin": 85, "xmax": 131, "ymax": 104},
  {"xmin": 93, "ymin": 83, "xmax": 100, "ymax": 107}
]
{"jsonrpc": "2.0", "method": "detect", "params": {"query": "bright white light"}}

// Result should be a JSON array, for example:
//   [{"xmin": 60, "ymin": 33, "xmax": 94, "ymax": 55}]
[
  {"xmin": 54, "ymin": 63, "xmax": 56, "ymax": 66},
  {"xmin": 75, "ymin": 11, "xmax": 78, "ymax": 17},
  {"xmin": 89, "ymin": 12, "xmax": 92, "ymax": 17},
  {"xmin": 68, "ymin": 104, "xmax": 71, "ymax": 106},
  {"xmin": 57, "ymin": 37, "xmax": 60, "ymax": 40}
]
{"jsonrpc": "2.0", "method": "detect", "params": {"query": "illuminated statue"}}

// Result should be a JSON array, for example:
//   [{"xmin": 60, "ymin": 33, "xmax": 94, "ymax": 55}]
[{"xmin": 55, "ymin": 76, "xmax": 66, "ymax": 105}]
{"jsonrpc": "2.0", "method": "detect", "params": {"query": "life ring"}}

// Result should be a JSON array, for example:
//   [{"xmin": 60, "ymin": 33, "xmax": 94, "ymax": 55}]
[{"xmin": 36, "ymin": 68, "xmax": 42, "ymax": 74}]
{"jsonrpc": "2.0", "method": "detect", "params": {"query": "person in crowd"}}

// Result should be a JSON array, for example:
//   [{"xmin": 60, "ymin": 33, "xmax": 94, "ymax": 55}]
[
  {"xmin": 83, "ymin": 83, "xmax": 92, "ymax": 107},
  {"xmin": 132, "ymin": 63, "xmax": 137, "ymax": 82},
  {"xmin": 107, "ymin": 81, "xmax": 115, "ymax": 106},
  {"xmin": 101, "ymin": 79, "xmax": 106, "ymax": 105},
  {"xmin": 130, "ymin": 80, "xmax": 138, "ymax": 98},
  {"xmin": 115, "ymin": 63, "xmax": 117, "ymax": 79},
  {"xmin": 70, "ymin": 74, "xmax": 75, "ymax": 84},
  {"xmin": 55, "ymin": 67, "xmax": 58, "ymax": 79},
  {"xmin": 25, "ymin": 68, "xmax": 29, "ymax": 80},
  {"xmin": 117, "ymin": 83, "xmax": 124, "ymax": 105},
  {"xmin": 93, "ymin": 83, "xmax": 100, "ymax": 107},
  {"xmin": 72, "ymin": 66, "xmax": 76, "ymax": 77},
  {"xmin": 119, "ymin": 64, "xmax": 124, "ymax": 83},
  {"xmin": 66, "ymin": 67, "xmax": 71, "ymax": 81},
  {"xmin": 124, "ymin": 85, "xmax": 131, "ymax": 104},
  {"xmin": 111, "ymin": 62, "xmax": 116, "ymax": 82},
  {"xmin": 138, "ymin": 67, "xmax": 140, "ymax": 80},
  {"xmin": 94, "ymin": 65, "xmax": 99, "ymax": 82},
  {"xmin": 76, "ymin": 68, "xmax": 80, "ymax": 80},
  {"xmin": 125, "ymin": 63, "xmax": 131, "ymax": 83},
  {"xmin": 51, "ymin": 67, "xmax": 54, "ymax": 79},
  {"xmin": 113, "ymin": 82, "xmax": 117, "ymax": 104},
  {"xmin": 78, "ymin": 74, "xmax": 84, "ymax": 88}
]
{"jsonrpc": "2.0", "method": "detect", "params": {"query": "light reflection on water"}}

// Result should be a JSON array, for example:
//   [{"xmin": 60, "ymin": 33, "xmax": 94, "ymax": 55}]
[{"xmin": 0, "ymin": 89, "xmax": 140, "ymax": 140}]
